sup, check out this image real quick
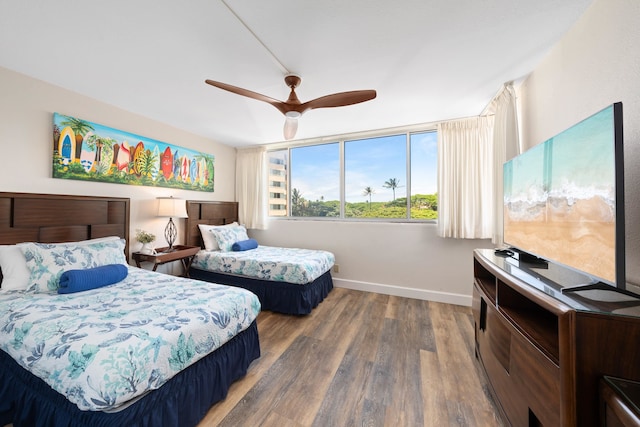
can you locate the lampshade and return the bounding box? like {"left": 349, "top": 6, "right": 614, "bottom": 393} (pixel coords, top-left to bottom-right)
{"left": 157, "top": 197, "right": 188, "bottom": 218}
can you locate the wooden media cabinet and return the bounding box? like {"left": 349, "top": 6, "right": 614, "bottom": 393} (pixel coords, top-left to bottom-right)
{"left": 472, "top": 249, "right": 640, "bottom": 426}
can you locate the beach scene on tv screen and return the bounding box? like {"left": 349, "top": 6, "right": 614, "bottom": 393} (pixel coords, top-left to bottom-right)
{"left": 504, "top": 106, "right": 616, "bottom": 283}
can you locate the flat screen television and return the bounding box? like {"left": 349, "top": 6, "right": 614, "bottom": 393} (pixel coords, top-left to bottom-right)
{"left": 503, "top": 102, "right": 625, "bottom": 290}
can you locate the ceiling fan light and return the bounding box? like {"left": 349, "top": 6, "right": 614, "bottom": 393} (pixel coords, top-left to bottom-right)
{"left": 284, "top": 117, "right": 298, "bottom": 140}
{"left": 285, "top": 111, "right": 301, "bottom": 119}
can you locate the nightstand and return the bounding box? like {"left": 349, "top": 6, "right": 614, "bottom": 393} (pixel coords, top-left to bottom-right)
{"left": 132, "top": 245, "right": 200, "bottom": 277}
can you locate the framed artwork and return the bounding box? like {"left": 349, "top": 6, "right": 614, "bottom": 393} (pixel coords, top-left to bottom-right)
{"left": 52, "top": 113, "right": 215, "bottom": 192}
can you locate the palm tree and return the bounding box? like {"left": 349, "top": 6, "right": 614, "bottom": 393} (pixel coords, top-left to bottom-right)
{"left": 60, "top": 115, "right": 95, "bottom": 159}
{"left": 291, "top": 188, "right": 302, "bottom": 205}
{"left": 291, "top": 188, "right": 305, "bottom": 215}
{"left": 363, "top": 186, "right": 375, "bottom": 209}
{"left": 383, "top": 178, "right": 403, "bottom": 201}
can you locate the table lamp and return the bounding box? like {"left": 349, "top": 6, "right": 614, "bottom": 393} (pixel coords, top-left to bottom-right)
{"left": 157, "top": 197, "right": 188, "bottom": 251}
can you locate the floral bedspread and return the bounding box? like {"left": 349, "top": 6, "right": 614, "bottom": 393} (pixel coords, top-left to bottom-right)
{"left": 0, "top": 267, "right": 261, "bottom": 411}
{"left": 192, "top": 246, "right": 335, "bottom": 284}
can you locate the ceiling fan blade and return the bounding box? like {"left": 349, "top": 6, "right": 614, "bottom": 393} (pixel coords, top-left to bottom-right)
{"left": 299, "top": 90, "right": 377, "bottom": 113}
{"left": 283, "top": 116, "right": 298, "bottom": 140}
{"left": 205, "top": 76, "right": 377, "bottom": 139}
{"left": 205, "top": 79, "right": 288, "bottom": 114}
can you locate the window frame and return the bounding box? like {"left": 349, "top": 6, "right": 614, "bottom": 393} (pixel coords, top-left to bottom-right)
{"left": 266, "top": 125, "right": 438, "bottom": 223}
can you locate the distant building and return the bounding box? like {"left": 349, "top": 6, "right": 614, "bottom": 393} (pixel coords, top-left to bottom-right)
{"left": 268, "top": 151, "right": 287, "bottom": 216}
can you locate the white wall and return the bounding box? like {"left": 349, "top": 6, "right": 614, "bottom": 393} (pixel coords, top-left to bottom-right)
{"left": 0, "top": 66, "right": 236, "bottom": 274}
{"left": 519, "top": 0, "right": 640, "bottom": 286}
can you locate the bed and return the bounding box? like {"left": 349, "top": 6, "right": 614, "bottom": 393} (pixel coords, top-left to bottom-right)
{"left": 185, "top": 200, "right": 334, "bottom": 315}
{"left": 0, "top": 192, "right": 261, "bottom": 427}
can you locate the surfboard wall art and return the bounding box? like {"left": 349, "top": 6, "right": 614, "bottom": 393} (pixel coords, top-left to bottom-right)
{"left": 52, "top": 113, "right": 215, "bottom": 192}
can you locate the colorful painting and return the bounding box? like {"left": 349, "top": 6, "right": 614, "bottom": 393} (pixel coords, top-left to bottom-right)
{"left": 52, "top": 113, "right": 215, "bottom": 192}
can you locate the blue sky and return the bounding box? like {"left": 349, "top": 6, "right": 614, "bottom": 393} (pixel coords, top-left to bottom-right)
{"left": 289, "top": 131, "right": 437, "bottom": 203}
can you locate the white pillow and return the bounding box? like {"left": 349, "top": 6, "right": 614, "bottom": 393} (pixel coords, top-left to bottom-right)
{"left": 21, "top": 238, "right": 128, "bottom": 293}
{"left": 0, "top": 243, "right": 31, "bottom": 291}
{"left": 0, "top": 237, "right": 123, "bottom": 291}
{"left": 211, "top": 225, "right": 249, "bottom": 252}
{"left": 198, "top": 222, "right": 238, "bottom": 251}
{"left": 73, "top": 236, "right": 122, "bottom": 245}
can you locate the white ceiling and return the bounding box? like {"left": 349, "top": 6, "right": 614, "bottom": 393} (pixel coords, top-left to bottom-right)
{"left": 0, "top": 0, "right": 593, "bottom": 147}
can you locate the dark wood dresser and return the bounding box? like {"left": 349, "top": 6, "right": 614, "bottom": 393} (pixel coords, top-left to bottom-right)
{"left": 601, "top": 376, "right": 640, "bottom": 426}
{"left": 472, "top": 249, "right": 640, "bottom": 426}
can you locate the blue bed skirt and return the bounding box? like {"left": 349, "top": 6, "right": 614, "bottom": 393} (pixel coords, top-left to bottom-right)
{"left": 0, "top": 320, "right": 260, "bottom": 427}
{"left": 189, "top": 269, "right": 334, "bottom": 315}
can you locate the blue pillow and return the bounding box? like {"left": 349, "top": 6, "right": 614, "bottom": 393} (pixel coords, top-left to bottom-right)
{"left": 232, "top": 239, "right": 259, "bottom": 252}
{"left": 58, "top": 264, "right": 128, "bottom": 294}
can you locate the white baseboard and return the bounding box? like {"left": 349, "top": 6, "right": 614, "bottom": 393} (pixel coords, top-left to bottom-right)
{"left": 332, "top": 278, "right": 472, "bottom": 307}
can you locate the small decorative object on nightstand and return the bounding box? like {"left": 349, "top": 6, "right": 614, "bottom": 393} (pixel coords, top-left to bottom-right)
{"left": 132, "top": 245, "right": 200, "bottom": 277}
{"left": 135, "top": 229, "right": 156, "bottom": 255}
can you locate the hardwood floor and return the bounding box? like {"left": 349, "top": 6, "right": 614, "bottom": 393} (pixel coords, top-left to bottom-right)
{"left": 198, "top": 288, "right": 504, "bottom": 427}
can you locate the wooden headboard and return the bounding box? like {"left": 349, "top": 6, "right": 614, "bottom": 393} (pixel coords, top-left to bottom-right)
{"left": 0, "top": 192, "right": 130, "bottom": 255}
{"left": 185, "top": 200, "right": 239, "bottom": 248}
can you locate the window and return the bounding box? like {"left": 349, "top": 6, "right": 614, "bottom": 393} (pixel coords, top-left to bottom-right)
{"left": 267, "top": 128, "right": 438, "bottom": 221}
{"left": 290, "top": 143, "right": 340, "bottom": 217}
{"left": 410, "top": 131, "right": 438, "bottom": 219}
{"left": 345, "top": 134, "right": 407, "bottom": 218}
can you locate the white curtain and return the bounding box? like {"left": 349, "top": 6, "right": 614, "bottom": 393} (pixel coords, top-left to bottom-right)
{"left": 437, "top": 116, "right": 494, "bottom": 239}
{"left": 235, "top": 147, "right": 267, "bottom": 230}
{"left": 491, "top": 83, "right": 520, "bottom": 246}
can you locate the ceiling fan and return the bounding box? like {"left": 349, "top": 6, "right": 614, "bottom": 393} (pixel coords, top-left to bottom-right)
{"left": 205, "top": 74, "right": 377, "bottom": 140}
